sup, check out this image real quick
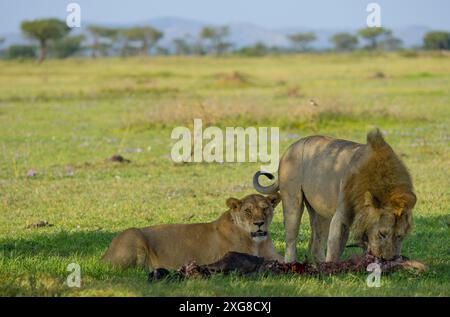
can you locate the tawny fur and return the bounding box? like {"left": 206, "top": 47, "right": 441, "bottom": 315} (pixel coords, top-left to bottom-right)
{"left": 253, "top": 129, "right": 416, "bottom": 262}
{"left": 101, "top": 194, "right": 284, "bottom": 270}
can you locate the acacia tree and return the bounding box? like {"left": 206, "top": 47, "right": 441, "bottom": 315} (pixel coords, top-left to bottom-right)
{"left": 173, "top": 38, "right": 191, "bottom": 55}
{"left": 423, "top": 31, "right": 450, "bottom": 50}
{"left": 288, "top": 32, "right": 317, "bottom": 52}
{"left": 330, "top": 32, "right": 359, "bottom": 51}
{"left": 123, "top": 26, "right": 163, "bottom": 56}
{"left": 87, "top": 25, "right": 119, "bottom": 57}
{"left": 21, "top": 18, "right": 69, "bottom": 62}
{"left": 51, "top": 35, "right": 85, "bottom": 58}
{"left": 0, "top": 37, "right": 4, "bottom": 57}
{"left": 357, "top": 27, "right": 389, "bottom": 50}
{"left": 379, "top": 31, "right": 403, "bottom": 51}
{"left": 200, "top": 26, "right": 231, "bottom": 56}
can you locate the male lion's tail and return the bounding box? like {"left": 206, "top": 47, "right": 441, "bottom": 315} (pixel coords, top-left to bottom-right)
{"left": 253, "top": 171, "right": 279, "bottom": 195}
{"left": 366, "top": 128, "right": 388, "bottom": 151}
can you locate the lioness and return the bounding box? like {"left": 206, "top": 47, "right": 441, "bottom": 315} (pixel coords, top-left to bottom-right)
{"left": 253, "top": 129, "right": 416, "bottom": 263}
{"left": 102, "top": 193, "right": 283, "bottom": 269}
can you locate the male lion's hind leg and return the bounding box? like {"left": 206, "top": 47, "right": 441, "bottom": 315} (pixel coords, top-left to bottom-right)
{"left": 281, "top": 188, "right": 305, "bottom": 263}
{"left": 101, "top": 228, "right": 150, "bottom": 270}
{"left": 307, "top": 205, "right": 331, "bottom": 263}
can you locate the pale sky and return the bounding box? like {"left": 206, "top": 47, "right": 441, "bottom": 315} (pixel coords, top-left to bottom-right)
{"left": 1, "top": 0, "right": 449, "bottom": 33}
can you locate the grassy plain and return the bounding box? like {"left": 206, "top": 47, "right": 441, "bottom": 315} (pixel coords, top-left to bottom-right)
{"left": 0, "top": 53, "right": 449, "bottom": 296}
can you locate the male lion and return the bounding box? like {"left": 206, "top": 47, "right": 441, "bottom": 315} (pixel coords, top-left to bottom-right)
{"left": 253, "top": 129, "right": 416, "bottom": 263}
{"left": 102, "top": 193, "right": 283, "bottom": 270}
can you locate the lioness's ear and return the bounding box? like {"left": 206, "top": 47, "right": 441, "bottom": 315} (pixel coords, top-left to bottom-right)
{"left": 267, "top": 193, "right": 281, "bottom": 208}
{"left": 226, "top": 197, "right": 241, "bottom": 210}
{"left": 364, "top": 191, "right": 382, "bottom": 209}
{"left": 390, "top": 192, "right": 416, "bottom": 216}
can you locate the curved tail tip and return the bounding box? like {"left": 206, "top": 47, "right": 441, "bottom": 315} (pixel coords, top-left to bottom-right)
{"left": 253, "top": 171, "right": 279, "bottom": 195}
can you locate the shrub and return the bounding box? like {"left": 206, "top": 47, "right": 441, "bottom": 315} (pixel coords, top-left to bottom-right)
{"left": 5, "top": 45, "right": 37, "bottom": 59}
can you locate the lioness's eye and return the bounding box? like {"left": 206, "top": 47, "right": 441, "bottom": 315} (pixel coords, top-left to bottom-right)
{"left": 244, "top": 208, "right": 251, "bottom": 215}
{"left": 378, "top": 231, "right": 388, "bottom": 239}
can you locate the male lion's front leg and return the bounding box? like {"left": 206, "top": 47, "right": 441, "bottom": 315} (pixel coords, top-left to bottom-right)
{"left": 325, "top": 193, "right": 350, "bottom": 262}
{"left": 325, "top": 215, "right": 349, "bottom": 262}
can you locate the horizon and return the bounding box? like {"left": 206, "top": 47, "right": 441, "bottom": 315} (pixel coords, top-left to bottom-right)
{"left": 1, "top": 0, "right": 450, "bottom": 34}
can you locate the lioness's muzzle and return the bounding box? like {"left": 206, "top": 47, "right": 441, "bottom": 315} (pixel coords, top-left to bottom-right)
{"left": 251, "top": 230, "right": 267, "bottom": 238}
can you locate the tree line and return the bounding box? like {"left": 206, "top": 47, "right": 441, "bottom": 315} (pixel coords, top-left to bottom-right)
{"left": 1, "top": 18, "right": 450, "bottom": 61}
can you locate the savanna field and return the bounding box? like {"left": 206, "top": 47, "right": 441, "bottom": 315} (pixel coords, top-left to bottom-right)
{"left": 0, "top": 53, "right": 449, "bottom": 296}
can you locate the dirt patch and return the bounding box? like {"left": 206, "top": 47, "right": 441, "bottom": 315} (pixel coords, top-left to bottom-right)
{"left": 214, "top": 71, "right": 249, "bottom": 84}
{"left": 107, "top": 155, "right": 131, "bottom": 163}
{"left": 26, "top": 221, "right": 54, "bottom": 229}
{"left": 286, "top": 86, "right": 302, "bottom": 98}
{"left": 371, "top": 71, "right": 386, "bottom": 79}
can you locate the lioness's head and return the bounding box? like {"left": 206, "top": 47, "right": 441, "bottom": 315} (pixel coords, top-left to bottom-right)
{"left": 226, "top": 193, "right": 281, "bottom": 243}
{"left": 353, "top": 191, "right": 416, "bottom": 260}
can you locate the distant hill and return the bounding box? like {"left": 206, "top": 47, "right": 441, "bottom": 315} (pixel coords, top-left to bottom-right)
{"left": 0, "top": 16, "right": 432, "bottom": 50}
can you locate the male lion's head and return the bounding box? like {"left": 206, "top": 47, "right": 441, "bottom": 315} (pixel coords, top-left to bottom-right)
{"left": 353, "top": 191, "right": 416, "bottom": 260}
{"left": 226, "top": 193, "right": 281, "bottom": 242}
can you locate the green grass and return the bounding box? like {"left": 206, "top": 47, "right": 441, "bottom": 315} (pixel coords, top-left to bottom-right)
{"left": 0, "top": 53, "right": 449, "bottom": 296}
